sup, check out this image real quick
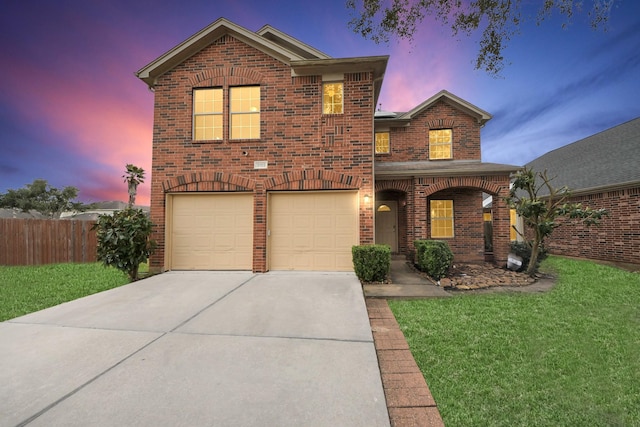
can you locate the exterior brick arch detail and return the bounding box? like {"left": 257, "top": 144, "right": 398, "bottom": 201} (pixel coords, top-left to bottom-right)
{"left": 264, "top": 169, "right": 362, "bottom": 191}
{"left": 162, "top": 171, "right": 256, "bottom": 192}
{"left": 375, "top": 179, "right": 412, "bottom": 193}
{"left": 423, "top": 176, "right": 503, "bottom": 196}
{"left": 189, "top": 67, "right": 266, "bottom": 88}
{"left": 426, "top": 119, "right": 456, "bottom": 129}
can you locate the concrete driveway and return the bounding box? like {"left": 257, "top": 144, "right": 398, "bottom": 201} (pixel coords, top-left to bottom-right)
{"left": 1, "top": 271, "right": 389, "bottom": 427}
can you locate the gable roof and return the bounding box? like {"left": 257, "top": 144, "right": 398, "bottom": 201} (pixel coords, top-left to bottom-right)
{"left": 375, "top": 90, "right": 492, "bottom": 127}
{"left": 136, "top": 17, "right": 387, "bottom": 100}
{"left": 526, "top": 117, "right": 640, "bottom": 196}
{"left": 137, "top": 18, "right": 326, "bottom": 88}
{"left": 256, "top": 24, "right": 330, "bottom": 60}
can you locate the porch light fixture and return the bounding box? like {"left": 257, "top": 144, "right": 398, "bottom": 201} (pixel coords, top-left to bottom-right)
{"left": 364, "top": 194, "right": 371, "bottom": 204}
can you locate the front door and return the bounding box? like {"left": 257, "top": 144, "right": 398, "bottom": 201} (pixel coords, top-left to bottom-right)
{"left": 375, "top": 200, "right": 398, "bottom": 252}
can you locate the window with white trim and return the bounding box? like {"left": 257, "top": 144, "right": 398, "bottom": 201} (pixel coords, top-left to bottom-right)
{"left": 193, "top": 86, "right": 260, "bottom": 141}
{"left": 375, "top": 132, "right": 390, "bottom": 154}
{"left": 323, "top": 82, "right": 343, "bottom": 114}
{"left": 193, "top": 88, "right": 223, "bottom": 141}
{"left": 429, "top": 129, "right": 452, "bottom": 159}
{"left": 230, "top": 86, "right": 260, "bottom": 139}
{"left": 430, "top": 200, "right": 454, "bottom": 238}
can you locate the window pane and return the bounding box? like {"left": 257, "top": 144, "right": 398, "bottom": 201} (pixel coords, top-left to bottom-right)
{"left": 430, "top": 200, "right": 454, "bottom": 238}
{"left": 375, "top": 132, "right": 390, "bottom": 154}
{"left": 194, "top": 88, "right": 222, "bottom": 114}
{"left": 230, "top": 86, "right": 260, "bottom": 113}
{"left": 194, "top": 114, "right": 222, "bottom": 140}
{"left": 323, "top": 82, "right": 343, "bottom": 114}
{"left": 230, "top": 86, "right": 260, "bottom": 139}
{"left": 429, "top": 129, "right": 452, "bottom": 159}
{"left": 231, "top": 112, "right": 260, "bottom": 139}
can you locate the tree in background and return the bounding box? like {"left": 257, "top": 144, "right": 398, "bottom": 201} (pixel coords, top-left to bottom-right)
{"left": 346, "top": 0, "right": 616, "bottom": 75}
{"left": 0, "top": 179, "right": 89, "bottom": 218}
{"left": 94, "top": 165, "right": 155, "bottom": 281}
{"left": 123, "top": 164, "right": 145, "bottom": 207}
{"left": 505, "top": 167, "right": 607, "bottom": 275}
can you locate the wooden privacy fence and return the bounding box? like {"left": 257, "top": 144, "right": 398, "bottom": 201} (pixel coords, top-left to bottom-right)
{"left": 0, "top": 218, "right": 97, "bottom": 266}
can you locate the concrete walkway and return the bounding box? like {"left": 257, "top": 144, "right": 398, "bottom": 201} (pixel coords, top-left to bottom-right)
{"left": 364, "top": 256, "right": 451, "bottom": 299}
{"left": 1, "top": 272, "right": 389, "bottom": 427}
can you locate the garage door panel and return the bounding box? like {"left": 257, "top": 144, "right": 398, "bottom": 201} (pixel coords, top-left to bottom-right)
{"left": 269, "top": 192, "right": 358, "bottom": 271}
{"left": 170, "top": 194, "right": 253, "bottom": 270}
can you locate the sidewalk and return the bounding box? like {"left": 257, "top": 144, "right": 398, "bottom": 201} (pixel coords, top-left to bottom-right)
{"left": 364, "top": 256, "right": 451, "bottom": 299}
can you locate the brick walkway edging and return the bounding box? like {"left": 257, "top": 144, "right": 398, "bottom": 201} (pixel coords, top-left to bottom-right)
{"left": 366, "top": 299, "right": 445, "bottom": 427}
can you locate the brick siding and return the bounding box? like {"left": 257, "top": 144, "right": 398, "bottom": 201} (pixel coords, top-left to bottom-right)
{"left": 375, "top": 101, "right": 481, "bottom": 163}
{"left": 150, "top": 35, "right": 375, "bottom": 272}
{"left": 544, "top": 186, "right": 640, "bottom": 265}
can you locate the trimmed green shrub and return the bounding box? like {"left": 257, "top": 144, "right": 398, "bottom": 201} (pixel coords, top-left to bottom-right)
{"left": 510, "top": 241, "right": 548, "bottom": 272}
{"left": 94, "top": 207, "right": 156, "bottom": 282}
{"left": 352, "top": 244, "right": 391, "bottom": 282}
{"left": 414, "top": 240, "right": 453, "bottom": 280}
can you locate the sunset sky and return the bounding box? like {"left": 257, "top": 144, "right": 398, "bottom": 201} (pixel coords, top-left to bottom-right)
{"left": 1, "top": 0, "right": 639, "bottom": 206}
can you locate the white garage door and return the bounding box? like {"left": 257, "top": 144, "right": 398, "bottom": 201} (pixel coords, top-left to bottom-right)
{"left": 268, "top": 191, "right": 358, "bottom": 271}
{"left": 169, "top": 193, "right": 253, "bottom": 270}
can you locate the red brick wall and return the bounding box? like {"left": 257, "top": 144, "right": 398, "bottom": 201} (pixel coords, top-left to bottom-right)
{"left": 376, "top": 101, "right": 482, "bottom": 163}
{"left": 427, "top": 189, "right": 485, "bottom": 262}
{"left": 544, "top": 186, "right": 640, "bottom": 265}
{"left": 149, "top": 35, "right": 375, "bottom": 272}
{"left": 376, "top": 175, "right": 512, "bottom": 265}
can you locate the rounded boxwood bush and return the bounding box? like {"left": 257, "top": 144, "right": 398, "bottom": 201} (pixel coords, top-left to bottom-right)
{"left": 414, "top": 240, "right": 453, "bottom": 280}
{"left": 352, "top": 244, "right": 391, "bottom": 282}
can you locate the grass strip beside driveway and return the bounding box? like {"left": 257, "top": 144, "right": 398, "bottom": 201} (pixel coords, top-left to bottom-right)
{"left": 0, "top": 263, "right": 129, "bottom": 322}
{"left": 389, "top": 257, "right": 640, "bottom": 427}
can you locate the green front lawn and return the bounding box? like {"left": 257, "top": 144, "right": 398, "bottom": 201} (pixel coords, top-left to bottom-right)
{"left": 0, "top": 263, "right": 129, "bottom": 321}
{"left": 389, "top": 257, "right": 640, "bottom": 426}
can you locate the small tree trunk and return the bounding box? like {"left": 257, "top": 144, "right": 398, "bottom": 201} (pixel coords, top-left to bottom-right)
{"left": 129, "top": 265, "right": 139, "bottom": 282}
{"left": 527, "top": 234, "right": 541, "bottom": 276}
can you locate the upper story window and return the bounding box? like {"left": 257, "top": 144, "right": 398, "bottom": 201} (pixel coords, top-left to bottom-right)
{"left": 194, "top": 88, "right": 223, "bottom": 140}
{"left": 375, "top": 132, "right": 390, "bottom": 154}
{"left": 193, "top": 86, "right": 260, "bottom": 141}
{"left": 323, "top": 82, "right": 343, "bottom": 114}
{"left": 230, "top": 86, "right": 260, "bottom": 139}
{"left": 429, "top": 129, "right": 452, "bottom": 159}
{"left": 430, "top": 200, "right": 454, "bottom": 238}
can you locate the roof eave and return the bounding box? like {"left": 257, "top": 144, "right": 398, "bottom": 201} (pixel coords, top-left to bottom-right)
{"left": 539, "top": 180, "right": 640, "bottom": 198}
{"left": 256, "top": 24, "right": 331, "bottom": 60}
{"left": 291, "top": 55, "right": 389, "bottom": 106}
{"left": 403, "top": 90, "right": 492, "bottom": 125}
{"left": 375, "top": 163, "right": 521, "bottom": 179}
{"left": 136, "top": 18, "right": 306, "bottom": 88}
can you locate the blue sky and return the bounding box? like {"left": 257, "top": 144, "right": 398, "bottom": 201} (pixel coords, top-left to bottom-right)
{"left": 1, "top": 0, "right": 638, "bottom": 205}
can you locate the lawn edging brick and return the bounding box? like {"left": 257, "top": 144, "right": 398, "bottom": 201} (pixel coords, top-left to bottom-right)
{"left": 366, "top": 299, "right": 445, "bottom": 427}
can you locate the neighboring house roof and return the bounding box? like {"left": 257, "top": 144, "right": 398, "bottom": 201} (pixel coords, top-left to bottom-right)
{"left": 375, "top": 160, "right": 520, "bottom": 178}
{"left": 0, "top": 208, "right": 47, "bottom": 219}
{"left": 59, "top": 201, "right": 151, "bottom": 220}
{"left": 526, "top": 117, "right": 640, "bottom": 196}
{"left": 136, "top": 18, "right": 388, "bottom": 105}
{"left": 375, "top": 90, "right": 492, "bottom": 127}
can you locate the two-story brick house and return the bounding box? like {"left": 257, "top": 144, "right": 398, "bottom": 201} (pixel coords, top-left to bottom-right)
{"left": 136, "top": 18, "right": 519, "bottom": 273}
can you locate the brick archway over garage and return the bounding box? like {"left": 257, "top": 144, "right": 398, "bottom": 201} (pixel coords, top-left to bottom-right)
{"left": 265, "top": 169, "right": 362, "bottom": 191}
{"left": 162, "top": 172, "right": 256, "bottom": 193}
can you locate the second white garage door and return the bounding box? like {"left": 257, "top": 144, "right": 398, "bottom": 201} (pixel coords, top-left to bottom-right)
{"left": 169, "top": 193, "right": 253, "bottom": 270}
{"left": 268, "top": 191, "right": 358, "bottom": 271}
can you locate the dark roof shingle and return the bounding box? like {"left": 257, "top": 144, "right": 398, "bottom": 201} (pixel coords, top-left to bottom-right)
{"left": 526, "top": 117, "right": 640, "bottom": 195}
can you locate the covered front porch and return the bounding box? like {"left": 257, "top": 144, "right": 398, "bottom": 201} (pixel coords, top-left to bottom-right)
{"left": 373, "top": 161, "right": 519, "bottom": 266}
